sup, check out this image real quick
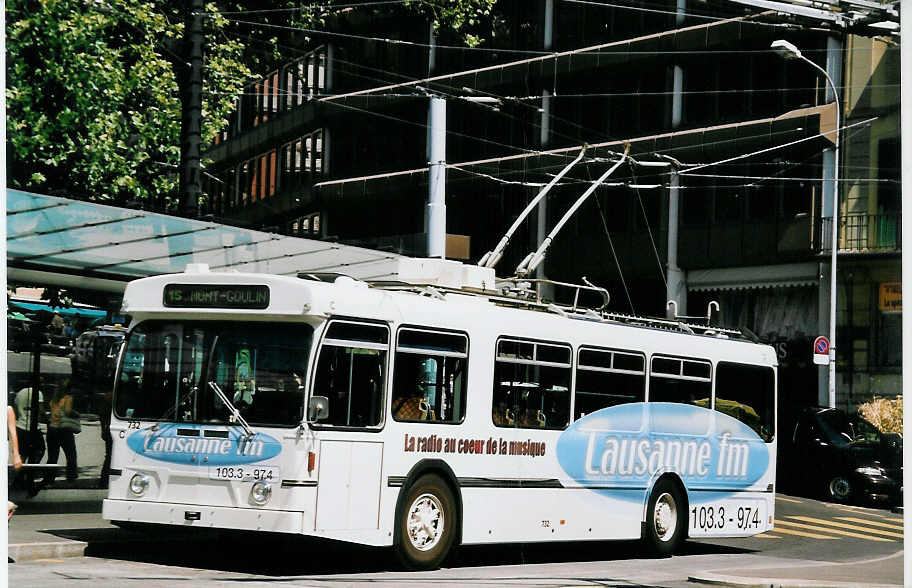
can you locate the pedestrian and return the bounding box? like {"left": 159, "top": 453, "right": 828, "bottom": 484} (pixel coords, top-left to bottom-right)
{"left": 13, "top": 387, "right": 45, "bottom": 496}
{"left": 8, "top": 405, "right": 23, "bottom": 520}
{"left": 98, "top": 387, "right": 113, "bottom": 489}
{"left": 43, "top": 384, "right": 80, "bottom": 487}
{"left": 51, "top": 313, "right": 64, "bottom": 333}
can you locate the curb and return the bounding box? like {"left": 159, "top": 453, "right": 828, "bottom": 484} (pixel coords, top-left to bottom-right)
{"left": 9, "top": 541, "right": 87, "bottom": 563}
{"left": 688, "top": 574, "right": 901, "bottom": 588}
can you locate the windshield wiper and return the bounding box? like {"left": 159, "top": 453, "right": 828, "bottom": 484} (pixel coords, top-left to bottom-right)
{"left": 209, "top": 381, "right": 254, "bottom": 437}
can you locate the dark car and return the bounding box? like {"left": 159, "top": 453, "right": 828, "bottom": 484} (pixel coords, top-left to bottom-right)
{"left": 785, "top": 406, "right": 902, "bottom": 505}
{"left": 70, "top": 325, "right": 127, "bottom": 385}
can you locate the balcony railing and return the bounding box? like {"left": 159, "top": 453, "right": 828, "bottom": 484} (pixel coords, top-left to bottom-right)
{"left": 817, "top": 214, "right": 901, "bottom": 253}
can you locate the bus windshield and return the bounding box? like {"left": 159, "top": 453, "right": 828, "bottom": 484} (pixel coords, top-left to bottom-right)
{"left": 114, "top": 321, "right": 313, "bottom": 427}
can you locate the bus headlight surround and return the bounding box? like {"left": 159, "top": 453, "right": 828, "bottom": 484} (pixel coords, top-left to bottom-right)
{"left": 251, "top": 481, "right": 272, "bottom": 505}
{"left": 130, "top": 473, "right": 151, "bottom": 496}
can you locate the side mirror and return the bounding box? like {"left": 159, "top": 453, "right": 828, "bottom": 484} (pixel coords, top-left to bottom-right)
{"left": 308, "top": 395, "right": 329, "bottom": 422}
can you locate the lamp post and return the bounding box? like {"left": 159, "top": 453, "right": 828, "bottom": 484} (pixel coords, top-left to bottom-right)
{"left": 772, "top": 39, "right": 840, "bottom": 409}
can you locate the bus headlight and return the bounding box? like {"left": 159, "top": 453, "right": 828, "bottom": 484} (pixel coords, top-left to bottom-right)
{"left": 250, "top": 480, "right": 272, "bottom": 505}
{"left": 129, "top": 473, "right": 151, "bottom": 496}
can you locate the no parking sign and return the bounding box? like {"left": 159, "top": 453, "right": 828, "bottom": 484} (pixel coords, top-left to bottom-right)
{"left": 813, "top": 336, "right": 830, "bottom": 365}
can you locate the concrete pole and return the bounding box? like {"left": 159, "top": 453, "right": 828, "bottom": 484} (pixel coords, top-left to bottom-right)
{"left": 427, "top": 96, "right": 447, "bottom": 258}
{"left": 537, "top": 0, "right": 554, "bottom": 291}
{"left": 666, "top": 59, "right": 686, "bottom": 318}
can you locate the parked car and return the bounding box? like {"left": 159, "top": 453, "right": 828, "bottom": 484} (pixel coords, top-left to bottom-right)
{"left": 70, "top": 325, "right": 127, "bottom": 384}
{"left": 785, "top": 406, "right": 902, "bottom": 505}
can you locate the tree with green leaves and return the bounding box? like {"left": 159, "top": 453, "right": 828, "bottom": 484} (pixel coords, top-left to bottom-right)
{"left": 6, "top": 0, "right": 500, "bottom": 209}
{"left": 6, "top": 0, "right": 253, "bottom": 208}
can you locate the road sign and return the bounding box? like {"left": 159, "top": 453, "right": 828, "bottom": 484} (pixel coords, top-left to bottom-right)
{"left": 813, "top": 336, "right": 830, "bottom": 365}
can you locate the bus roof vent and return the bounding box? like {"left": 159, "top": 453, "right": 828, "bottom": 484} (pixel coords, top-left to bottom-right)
{"left": 393, "top": 258, "right": 496, "bottom": 290}
{"left": 184, "top": 263, "right": 210, "bottom": 274}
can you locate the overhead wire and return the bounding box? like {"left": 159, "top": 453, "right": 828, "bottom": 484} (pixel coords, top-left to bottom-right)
{"left": 627, "top": 163, "right": 668, "bottom": 289}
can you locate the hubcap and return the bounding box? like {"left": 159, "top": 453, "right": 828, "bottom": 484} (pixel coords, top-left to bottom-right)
{"left": 830, "top": 477, "right": 851, "bottom": 499}
{"left": 653, "top": 492, "right": 677, "bottom": 542}
{"left": 407, "top": 493, "right": 444, "bottom": 551}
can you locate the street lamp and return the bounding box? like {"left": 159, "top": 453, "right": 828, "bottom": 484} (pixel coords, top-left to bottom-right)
{"left": 772, "top": 39, "right": 840, "bottom": 409}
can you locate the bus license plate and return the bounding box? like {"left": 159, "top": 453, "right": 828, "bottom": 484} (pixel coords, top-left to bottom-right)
{"left": 208, "top": 465, "right": 280, "bottom": 482}
{"left": 689, "top": 499, "right": 767, "bottom": 536}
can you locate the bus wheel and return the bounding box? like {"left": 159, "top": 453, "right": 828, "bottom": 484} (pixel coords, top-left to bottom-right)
{"left": 395, "top": 474, "right": 457, "bottom": 570}
{"left": 644, "top": 478, "right": 685, "bottom": 557}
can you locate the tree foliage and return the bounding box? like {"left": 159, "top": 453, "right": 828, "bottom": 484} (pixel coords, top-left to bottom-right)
{"left": 6, "top": 0, "right": 500, "bottom": 207}
{"left": 6, "top": 0, "right": 253, "bottom": 206}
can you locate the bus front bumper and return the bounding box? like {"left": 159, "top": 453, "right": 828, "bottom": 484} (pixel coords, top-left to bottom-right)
{"left": 103, "top": 499, "right": 306, "bottom": 534}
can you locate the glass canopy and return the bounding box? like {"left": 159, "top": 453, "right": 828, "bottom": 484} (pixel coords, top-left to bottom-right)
{"left": 7, "top": 189, "right": 402, "bottom": 287}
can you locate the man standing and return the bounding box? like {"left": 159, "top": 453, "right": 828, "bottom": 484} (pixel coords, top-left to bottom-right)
{"left": 14, "top": 387, "right": 45, "bottom": 496}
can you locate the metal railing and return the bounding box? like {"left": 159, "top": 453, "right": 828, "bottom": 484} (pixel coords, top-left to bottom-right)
{"left": 817, "top": 214, "right": 901, "bottom": 253}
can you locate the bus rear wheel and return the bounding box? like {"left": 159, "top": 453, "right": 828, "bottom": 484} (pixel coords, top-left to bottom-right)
{"left": 395, "top": 474, "right": 457, "bottom": 570}
{"left": 644, "top": 478, "right": 686, "bottom": 557}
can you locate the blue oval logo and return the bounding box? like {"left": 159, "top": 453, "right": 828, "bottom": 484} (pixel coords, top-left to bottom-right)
{"left": 127, "top": 425, "right": 282, "bottom": 465}
{"left": 556, "top": 403, "right": 769, "bottom": 500}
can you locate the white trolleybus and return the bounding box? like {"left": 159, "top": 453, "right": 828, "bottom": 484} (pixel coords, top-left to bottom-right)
{"left": 103, "top": 259, "right": 777, "bottom": 569}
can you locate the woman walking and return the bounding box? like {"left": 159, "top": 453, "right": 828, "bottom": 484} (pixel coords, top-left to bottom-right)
{"left": 43, "top": 385, "right": 79, "bottom": 487}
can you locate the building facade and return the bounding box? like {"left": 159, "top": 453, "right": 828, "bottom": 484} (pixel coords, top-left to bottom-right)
{"left": 203, "top": 0, "right": 901, "bottom": 416}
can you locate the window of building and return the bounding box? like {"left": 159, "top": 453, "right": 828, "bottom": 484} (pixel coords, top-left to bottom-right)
{"left": 312, "top": 321, "right": 388, "bottom": 428}
{"left": 714, "top": 191, "right": 743, "bottom": 222}
{"left": 574, "top": 347, "right": 645, "bottom": 419}
{"left": 649, "top": 356, "right": 711, "bottom": 405}
{"left": 392, "top": 328, "right": 468, "bottom": 424}
{"left": 493, "top": 338, "right": 571, "bottom": 430}
{"left": 291, "top": 212, "right": 321, "bottom": 237}
{"left": 714, "top": 362, "right": 774, "bottom": 442}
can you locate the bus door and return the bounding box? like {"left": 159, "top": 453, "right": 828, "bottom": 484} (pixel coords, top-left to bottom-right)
{"left": 309, "top": 321, "right": 389, "bottom": 531}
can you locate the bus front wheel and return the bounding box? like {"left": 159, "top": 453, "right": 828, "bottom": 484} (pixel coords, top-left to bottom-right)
{"left": 644, "top": 478, "right": 686, "bottom": 557}
{"left": 395, "top": 474, "right": 457, "bottom": 570}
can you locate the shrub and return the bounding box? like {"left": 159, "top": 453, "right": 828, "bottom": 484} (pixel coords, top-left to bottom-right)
{"left": 858, "top": 396, "right": 903, "bottom": 434}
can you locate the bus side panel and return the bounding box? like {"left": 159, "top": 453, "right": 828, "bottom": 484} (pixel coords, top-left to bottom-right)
{"left": 460, "top": 488, "right": 644, "bottom": 544}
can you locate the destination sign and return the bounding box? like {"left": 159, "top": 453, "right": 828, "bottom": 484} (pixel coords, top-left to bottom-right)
{"left": 163, "top": 284, "right": 270, "bottom": 309}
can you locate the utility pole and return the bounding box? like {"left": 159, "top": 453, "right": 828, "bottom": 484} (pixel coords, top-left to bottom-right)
{"left": 178, "top": 0, "right": 203, "bottom": 217}
{"left": 665, "top": 0, "right": 686, "bottom": 319}
{"left": 426, "top": 96, "right": 447, "bottom": 258}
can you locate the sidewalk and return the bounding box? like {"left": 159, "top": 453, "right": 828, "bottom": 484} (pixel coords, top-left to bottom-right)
{"left": 8, "top": 488, "right": 114, "bottom": 562}
{"left": 687, "top": 549, "right": 904, "bottom": 587}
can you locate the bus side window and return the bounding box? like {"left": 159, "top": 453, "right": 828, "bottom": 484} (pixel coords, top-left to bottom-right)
{"left": 392, "top": 328, "right": 468, "bottom": 424}
{"left": 715, "top": 362, "right": 775, "bottom": 442}
{"left": 312, "top": 321, "right": 388, "bottom": 428}
{"left": 493, "top": 338, "right": 571, "bottom": 430}
{"left": 649, "top": 356, "right": 711, "bottom": 407}
{"left": 574, "top": 348, "right": 645, "bottom": 419}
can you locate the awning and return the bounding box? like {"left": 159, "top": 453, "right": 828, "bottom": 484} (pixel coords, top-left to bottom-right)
{"left": 7, "top": 189, "right": 404, "bottom": 292}
{"left": 687, "top": 262, "right": 819, "bottom": 292}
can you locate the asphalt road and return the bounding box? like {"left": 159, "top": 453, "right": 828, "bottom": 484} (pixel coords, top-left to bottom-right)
{"left": 8, "top": 492, "right": 904, "bottom": 587}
